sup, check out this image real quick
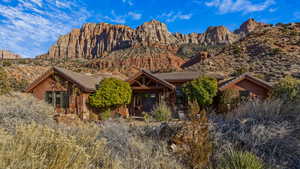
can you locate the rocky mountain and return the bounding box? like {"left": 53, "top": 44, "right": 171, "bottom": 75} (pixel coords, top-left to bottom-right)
{"left": 0, "top": 50, "right": 21, "bottom": 59}
{"left": 39, "top": 19, "right": 263, "bottom": 59}
{"left": 186, "top": 22, "right": 300, "bottom": 82}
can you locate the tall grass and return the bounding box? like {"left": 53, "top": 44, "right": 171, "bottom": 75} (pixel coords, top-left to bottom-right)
{"left": 0, "top": 93, "right": 55, "bottom": 130}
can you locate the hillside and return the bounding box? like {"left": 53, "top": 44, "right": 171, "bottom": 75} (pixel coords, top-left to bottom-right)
{"left": 185, "top": 22, "right": 300, "bottom": 82}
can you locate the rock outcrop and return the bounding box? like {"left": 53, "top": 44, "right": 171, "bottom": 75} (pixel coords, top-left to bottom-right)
{"left": 0, "top": 50, "right": 21, "bottom": 59}
{"left": 40, "top": 19, "right": 263, "bottom": 59}
{"left": 234, "top": 18, "right": 267, "bottom": 36}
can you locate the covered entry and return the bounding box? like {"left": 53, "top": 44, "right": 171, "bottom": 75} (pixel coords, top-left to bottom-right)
{"left": 127, "top": 70, "right": 176, "bottom": 117}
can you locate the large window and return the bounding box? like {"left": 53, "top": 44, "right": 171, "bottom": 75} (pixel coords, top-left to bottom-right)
{"left": 45, "top": 91, "right": 69, "bottom": 108}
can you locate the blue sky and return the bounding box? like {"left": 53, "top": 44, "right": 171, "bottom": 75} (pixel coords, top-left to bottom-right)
{"left": 0, "top": 0, "right": 299, "bottom": 58}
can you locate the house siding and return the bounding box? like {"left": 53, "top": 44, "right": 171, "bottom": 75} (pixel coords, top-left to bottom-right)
{"left": 226, "top": 79, "right": 270, "bottom": 98}
{"left": 32, "top": 76, "right": 67, "bottom": 100}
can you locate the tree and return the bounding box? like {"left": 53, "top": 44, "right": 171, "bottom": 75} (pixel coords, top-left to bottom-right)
{"left": 182, "top": 76, "right": 218, "bottom": 109}
{"left": 272, "top": 76, "right": 300, "bottom": 101}
{"left": 89, "top": 78, "right": 132, "bottom": 109}
{"left": 0, "top": 67, "right": 11, "bottom": 95}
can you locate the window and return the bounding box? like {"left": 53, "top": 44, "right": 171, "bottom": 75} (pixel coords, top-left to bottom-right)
{"left": 240, "top": 90, "right": 251, "bottom": 100}
{"left": 45, "top": 91, "right": 68, "bottom": 108}
{"left": 176, "top": 88, "right": 186, "bottom": 105}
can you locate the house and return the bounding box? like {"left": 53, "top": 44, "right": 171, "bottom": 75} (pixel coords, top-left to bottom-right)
{"left": 218, "top": 73, "right": 272, "bottom": 99}
{"left": 25, "top": 66, "right": 122, "bottom": 120}
{"left": 26, "top": 67, "right": 272, "bottom": 120}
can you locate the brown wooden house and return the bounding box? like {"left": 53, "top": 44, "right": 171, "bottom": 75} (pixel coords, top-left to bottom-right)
{"left": 25, "top": 66, "right": 120, "bottom": 120}
{"left": 126, "top": 71, "right": 273, "bottom": 116}
{"left": 26, "top": 67, "right": 272, "bottom": 120}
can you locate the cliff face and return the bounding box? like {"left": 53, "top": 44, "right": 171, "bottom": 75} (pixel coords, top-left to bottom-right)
{"left": 40, "top": 19, "right": 263, "bottom": 59}
{"left": 0, "top": 50, "right": 21, "bottom": 59}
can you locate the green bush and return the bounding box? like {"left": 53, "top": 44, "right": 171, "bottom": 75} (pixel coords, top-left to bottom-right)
{"left": 89, "top": 78, "right": 132, "bottom": 109}
{"left": 182, "top": 76, "right": 218, "bottom": 109}
{"left": 218, "top": 150, "right": 265, "bottom": 169}
{"left": 0, "top": 67, "right": 11, "bottom": 95}
{"left": 152, "top": 101, "right": 172, "bottom": 122}
{"left": 272, "top": 76, "right": 300, "bottom": 101}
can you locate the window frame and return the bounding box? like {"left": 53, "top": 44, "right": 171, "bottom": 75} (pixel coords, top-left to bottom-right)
{"left": 45, "top": 91, "right": 69, "bottom": 109}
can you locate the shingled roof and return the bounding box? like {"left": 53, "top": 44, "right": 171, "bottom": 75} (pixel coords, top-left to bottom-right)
{"left": 154, "top": 71, "right": 225, "bottom": 82}
{"left": 25, "top": 67, "right": 102, "bottom": 93}
{"left": 219, "top": 73, "right": 273, "bottom": 91}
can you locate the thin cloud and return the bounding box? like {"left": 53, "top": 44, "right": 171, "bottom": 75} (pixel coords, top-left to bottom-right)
{"left": 205, "top": 0, "right": 275, "bottom": 14}
{"left": 128, "top": 11, "right": 142, "bottom": 20}
{"left": 0, "top": 0, "right": 90, "bottom": 58}
{"left": 100, "top": 10, "right": 142, "bottom": 24}
{"left": 122, "top": 0, "right": 134, "bottom": 6}
{"left": 157, "top": 12, "right": 192, "bottom": 23}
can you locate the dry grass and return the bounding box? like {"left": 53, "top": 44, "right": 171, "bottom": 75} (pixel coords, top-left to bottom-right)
{"left": 0, "top": 93, "right": 55, "bottom": 130}
{"left": 209, "top": 99, "right": 300, "bottom": 169}
{"left": 100, "top": 120, "right": 184, "bottom": 169}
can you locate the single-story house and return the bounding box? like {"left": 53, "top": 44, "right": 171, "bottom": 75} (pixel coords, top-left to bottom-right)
{"left": 25, "top": 67, "right": 272, "bottom": 120}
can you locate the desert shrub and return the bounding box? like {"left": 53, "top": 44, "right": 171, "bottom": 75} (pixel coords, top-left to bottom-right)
{"left": 232, "top": 45, "right": 242, "bottom": 55}
{"left": 100, "top": 120, "right": 184, "bottom": 169}
{"left": 270, "top": 48, "right": 282, "bottom": 55}
{"left": 8, "top": 78, "right": 29, "bottom": 91}
{"left": 232, "top": 67, "right": 249, "bottom": 76}
{"left": 0, "top": 123, "right": 119, "bottom": 169}
{"left": 89, "top": 78, "right": 132, "bottom": 109}
{"left": 143, "top": 112, "right": 153, "bottom": 123}
{"left": 218, "top": 88, "right": 240, "bottom": 113}
{"left": 152, "top": 100, "right": 172, "bottom": 121}
{"left": 0, "top": 67, "right": 11, "bottom": 95}
{"left": 182, "top": 76, "right": 218, "bottom": 109}
{"left": 1, "top": 60, "right": 12, "bottom": 67}
{"left": 210, "top": 99, "right": 300, "bottom": 169}
{"left": 219, "top": 88, "right": 240, "bottom": 105}
{"left": 100, "top": 109, "right": 112, "bottom": 120}
{"left": 218, "top": 150, "right": 265, "bottom": 169}
{"left": 173, "top": 101, "right": 212, "bottom": 169}
{"left": 0, "top": 93, "right": 55, "bottom": 130}
{"left": 272, "top": 76, "right": 300, "bottom": 101}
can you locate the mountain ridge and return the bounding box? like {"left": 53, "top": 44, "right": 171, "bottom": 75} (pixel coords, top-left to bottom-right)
{"left": 38, "top": 18, "right": 265, "bottom": 59}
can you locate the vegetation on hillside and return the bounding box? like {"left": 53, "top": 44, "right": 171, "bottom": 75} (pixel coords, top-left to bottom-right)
{"left": 272, "top": 76, "right": 300, "bottom": 101}
{"left": 0, "top": 67, "right": 11, "bottom": 95}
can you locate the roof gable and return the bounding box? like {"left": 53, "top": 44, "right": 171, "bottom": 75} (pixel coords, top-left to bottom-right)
{"left": 127, "top": 69, "right": 176, "bottom": 90}
{"left": 219, "top": 73, "right": 272, "bottom": 91}
{"left": 25, "top": 67, "right": 101, "bottom": 93}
